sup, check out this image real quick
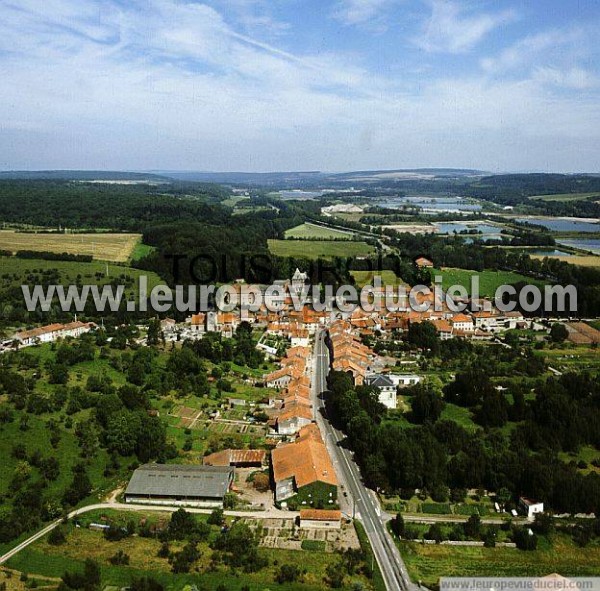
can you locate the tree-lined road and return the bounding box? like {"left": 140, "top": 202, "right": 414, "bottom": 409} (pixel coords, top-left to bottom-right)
{"left": 312, "top": 331, "right": 415, "bottom": 591}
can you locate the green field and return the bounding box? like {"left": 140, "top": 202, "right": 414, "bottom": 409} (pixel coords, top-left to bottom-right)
{"left": 284, "top": 223, "right": 353, "bottom": 240}
{"left": 129, "top": 242, "right": 156, "bottom": 262}
{"left": 432, "top": 267, "right": 544, "bottom": 298}
{"left": 351, "top": 270, "right": 405, "bottom": 287}
{"left": 528, "top": 192, "right": 600, "bottom": 202}
{"left": 398, "top": 534, "right": 600, "bottom": 586}
{"left": 268, "top": 239, "right": 375, "bottom": 259}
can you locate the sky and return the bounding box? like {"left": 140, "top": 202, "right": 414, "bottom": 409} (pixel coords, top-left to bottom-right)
{"left": 0, "top": 0, "right": 599, "bottom": 173}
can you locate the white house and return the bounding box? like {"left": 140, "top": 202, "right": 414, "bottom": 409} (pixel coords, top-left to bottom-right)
{"left": 388, "top": 374, "right": 422, "bottom": 388}
{"left": 519, "top": 497, "right": 544, "bottom": 520}
{"left": 365, "top": 374, "right": 397, "bottom": 409}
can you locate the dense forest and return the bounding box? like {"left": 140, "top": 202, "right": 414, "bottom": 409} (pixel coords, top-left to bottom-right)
{"left": 326, "top": 364, "right": 600, "bottom": 515}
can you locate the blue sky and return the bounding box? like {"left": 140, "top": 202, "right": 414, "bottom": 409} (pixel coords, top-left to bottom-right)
{"left": 0, "top": 0, "right": 599, "bottom": 172}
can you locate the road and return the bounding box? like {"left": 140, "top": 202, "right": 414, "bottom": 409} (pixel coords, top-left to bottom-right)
{"left": 312, "top": 331, "right": 416, "bottom": 591}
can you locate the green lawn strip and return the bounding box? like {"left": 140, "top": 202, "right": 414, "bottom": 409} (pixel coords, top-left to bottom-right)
{"left": 354, "top": 520, "right": 387, "bottom": 591}
{"left": 268, "top": 239, "right": 375, "bottom": 259}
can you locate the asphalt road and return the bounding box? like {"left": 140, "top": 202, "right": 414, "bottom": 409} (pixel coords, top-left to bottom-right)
{"left": 312, "top": 331, "right": 416, "bottom": 591}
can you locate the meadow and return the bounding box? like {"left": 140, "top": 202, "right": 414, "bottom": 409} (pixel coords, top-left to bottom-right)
{"left": 0, "top": 230, "right": 141, "bottom": 262}
{"left": 268, "top": 239, "right": 375, "bottom": 259}
{"left": 284, "top": 223, "right": 353, "bottom": 240}
{"left": 0, "top": 255, "right": 164, "bottom": 294}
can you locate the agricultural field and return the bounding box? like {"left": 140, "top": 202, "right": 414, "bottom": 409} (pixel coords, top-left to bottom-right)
{"left": 268, "top": 239, "right": 375, "bottom": 259}
{"left": 530, "top": 254, "right": 600, "bottom": 267}
{"left": 350, "top": 270, "right": 406, "bottom": 287}
{"left": 528, "top": 192, "right": 600, "bottom": 202}
{"left": 6, "top": 509, "right": 377, "bottom": 591}
{"left": 398, "top": 533, "right": 600, "bottom": 586}
{"left": 284, "top": 223, "right": 353, "bottom": 240}
{"left": 432, "top": 267, "right": 545, "bottom": 298}
{"left": 0, "top": 230, "right": 141, "bottom": 262}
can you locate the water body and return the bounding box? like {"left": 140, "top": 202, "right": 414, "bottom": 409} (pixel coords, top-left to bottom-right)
{"left": 558, "top": 239, "right": 600, "bottom": 254}
{"left": 516, "top": 218, "right": 600, "bottom": 233}
{"left": 435, "top": 222, "right": 504, "bottom": 242}
{"left": 378, "top": 196, "right": 482, "bottom": 212}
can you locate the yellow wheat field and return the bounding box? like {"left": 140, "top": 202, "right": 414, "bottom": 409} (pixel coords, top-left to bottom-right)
{"left": 0, "top": 230, "right": 140, "bottom": 262}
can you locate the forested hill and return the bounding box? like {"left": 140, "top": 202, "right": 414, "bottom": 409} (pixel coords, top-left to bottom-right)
{"left": 0, "top": 180, "right": 231, "bottom": 230}
{"left": 0, "top": 170, "right": 172, "bottom": 181}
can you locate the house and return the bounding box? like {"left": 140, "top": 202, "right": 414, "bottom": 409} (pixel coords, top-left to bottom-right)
{"left": 14, "top": 321, "right": 95, "bottom": 347}
{"left": 415, "top": 256, "right": 434, "bottom": 268}
{"left": 364, "top": 374, "right": 397, "bottom": 409}
{"left": 450, "top": 313, "right": 474, "bottom": 332}
{"left": 203, "top": 449, "right": 266, "bottom": 468}
{"left": 299, "top": 509, "right": 342, "bottom": 530}
{"left": 291, "top": 268, "right": 309, "bottom": 297}
{"left": 276, "top": 403, "right": 313, "bottom": 435}
{"left": 271, "top": 429, "right": 338, "bottom": 507}
{"left": 389, "top": 374, "right": 421, "bottom": 388}
{"left": 431, "top": 319, "right": 453, "bottom": 340}
{"left": 519, "top": 497, "right": 544, "bottom": 520}
{"left": 264, "top": 366, "right": 299, "bottom": 389}
{"left": 124, "top": 464, "right": 234, "bottom": 508}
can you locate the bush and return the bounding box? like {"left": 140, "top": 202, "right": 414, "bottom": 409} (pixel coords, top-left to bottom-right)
{"left": 48, "top": 526, "right": 67, "bottom": 546}
{"left": 276, "top": 564, "right": 300, "bottom": 584}
{"left": 109, "top": 550, "right": 130, "bottom": 566}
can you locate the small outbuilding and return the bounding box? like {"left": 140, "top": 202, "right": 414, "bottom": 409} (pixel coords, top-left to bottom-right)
{"left": 519, "top": 497, "right": 544, "bottom": 520}
{"left": 299, "top": 509, "right": 342, "bottom": 529}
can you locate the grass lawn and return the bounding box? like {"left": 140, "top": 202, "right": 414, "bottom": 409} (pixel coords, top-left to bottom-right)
{"left": 432, "top": 267, "right": 544, "bottom": 298}
{"left": 0, "top": 231, "right": 140, "bottom": 263}
{"left": 439, "top": 403, "right": 479, "bottom": 433}
{"left": 268, "top": 239, "right": 375, "bottom": 259}
{"left": 284, "top": 223, "right": 353, "bottom": 240}
{"left": 397, "top": 533, "right": 600, "bottom": 586}
{"left": 351, "top": 270, "right": 406, "bottom": 287}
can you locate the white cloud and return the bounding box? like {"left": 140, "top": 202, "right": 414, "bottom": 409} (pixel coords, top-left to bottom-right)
{"left": 533, "top": 66, "right": 598, "bottom": 90}
{"left": 332, "top": 0, "right": 395, "bottom": 27}
{"left": 0, "top": 0, "right": 598, "bottom": 172}
{"left": 416, "top": 0, "right": 516, "bottom": 54}
{"left": 480, "top": 28, "right": 585, "bottom": 74}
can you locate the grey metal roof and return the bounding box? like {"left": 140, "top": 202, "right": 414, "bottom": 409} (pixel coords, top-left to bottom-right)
{"left": 365, "top": 374, "right": 394, "bottom": 388}
{"left": 125, "top": 464, "right": 234, "bottom": 499}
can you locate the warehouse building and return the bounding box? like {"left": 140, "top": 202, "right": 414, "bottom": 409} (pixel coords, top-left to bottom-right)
{"left": 124, "top": 464, "right": 234, "bottom": 508}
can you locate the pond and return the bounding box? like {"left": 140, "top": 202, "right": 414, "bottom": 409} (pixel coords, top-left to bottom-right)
{"left": 557, "top": 239, "right": 600, "bottom": 254}
{"left": 516, "top": 218, "right": 600, "bottom": 233}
